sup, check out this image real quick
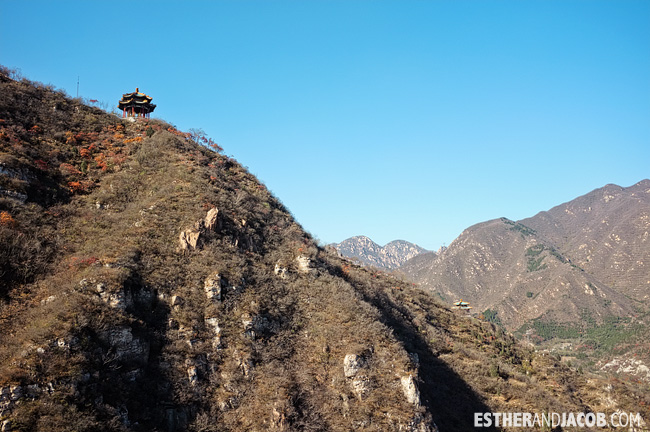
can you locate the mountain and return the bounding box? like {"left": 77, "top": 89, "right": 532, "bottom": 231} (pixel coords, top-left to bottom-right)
{"left": 519, "top": 181, "right": 650, "bottom": 303}
{"left": 400, "top": 181, "right": 650, "bottom": 381}
{"left": 333, "top": 236, "right": 429, "bottom": 270}
{"left": 1, "top": 68, "right": 648, "bottom": 431}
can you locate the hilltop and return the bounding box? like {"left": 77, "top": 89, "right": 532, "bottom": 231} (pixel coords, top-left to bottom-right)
{"left": 0, "top": 68, "right": 648, "bottom": 431}
{"left": 333, "top": 236, "right": 429, "bottom": 270}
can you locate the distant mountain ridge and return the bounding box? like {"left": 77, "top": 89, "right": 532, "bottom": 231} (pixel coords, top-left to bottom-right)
{"left": 401, "top": 180, "right": 650, "bottom": 328}
{"left": 399, "top": 180, "right": 650, "bottom": 381}
{"left": 333, "top": 235, "right": 429, "bottom": 270}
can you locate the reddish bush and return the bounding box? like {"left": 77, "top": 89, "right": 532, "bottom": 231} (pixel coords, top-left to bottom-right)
{"left": 0, "top": 211, "right": 17, "bottom": 228}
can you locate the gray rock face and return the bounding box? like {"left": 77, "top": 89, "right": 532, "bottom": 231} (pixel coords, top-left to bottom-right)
{"left": 343, "top": 353, "right": 371, "bottom": 399}
{"left": 333, "top": 236, "right": 429, "bottom": 270}
{"left": 204, "top": 272, "right": 222, "bottom": 301}
{"left": 102, "top": 326, "right": 149, "bottom": 362}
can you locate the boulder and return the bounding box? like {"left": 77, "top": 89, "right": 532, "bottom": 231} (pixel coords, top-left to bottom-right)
{"left": 179, "top": 226, "right": 202, "bottom": 251}
{"left": 204, "top": 272, "right": 222, "bottom": 301}
{"left": 343, "top": 354, "right": 365, "bottom": 378}
{"left": 204, "top": 207, "right": 219, "bottom": 231}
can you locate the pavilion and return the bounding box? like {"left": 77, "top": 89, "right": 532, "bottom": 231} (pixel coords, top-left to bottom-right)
{"left": 118, "top": 88, "right": 156, "bottom": 119}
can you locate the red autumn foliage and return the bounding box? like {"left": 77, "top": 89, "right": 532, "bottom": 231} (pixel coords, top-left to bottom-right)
{"left": 0, "top": 211, "right": 17, "bottom": 228}
{"left": 68, "top": 256, "right": 99, "bottom": 269}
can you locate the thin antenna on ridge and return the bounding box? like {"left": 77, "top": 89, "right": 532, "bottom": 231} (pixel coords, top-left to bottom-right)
{"left": 76, "top": 76, "right": 79, "bottom": 98}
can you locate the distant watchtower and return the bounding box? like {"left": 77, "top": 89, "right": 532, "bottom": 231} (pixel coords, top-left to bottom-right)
{"left": 452, "top": 300, "right": 472, "bottom": 312}
{"left": 118, "top": 88, "right": 156, "bottom": 119}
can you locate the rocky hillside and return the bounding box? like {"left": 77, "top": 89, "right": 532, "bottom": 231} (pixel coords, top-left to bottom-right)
{"left": 1, "top": 68, "right": 648, "bottom": 431}
{"left": 400, "top": 182, "right": 650, "bottom": 382}
{"left": 519, "top": 181, "right": 650, "bottom": 303}
{"left": 333, "top": 236, "right": 429, "bottom": 270}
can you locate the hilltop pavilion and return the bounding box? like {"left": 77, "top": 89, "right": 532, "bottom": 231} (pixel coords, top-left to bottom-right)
{"left": 452, "top": 300, "right": 472, "bottom": 311}
{"left": 118, "top": 88, "right": 156, "bottom": 119}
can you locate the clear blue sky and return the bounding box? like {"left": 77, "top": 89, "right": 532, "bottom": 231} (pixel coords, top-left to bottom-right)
{"left": 2, "top": 1, "right": 649, "bottom": 250}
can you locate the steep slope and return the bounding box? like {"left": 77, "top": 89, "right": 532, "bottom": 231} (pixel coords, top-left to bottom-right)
{"left": 1, "top": 69, "right": 647, "bottom": 431}
{"left": 334, "top": 236, "right": 429, "bottom": 270}
{"left": 400, "top": 217, "right": 635, "bottom": 330}
{"left": 520, "top": 181, "right": 650, "bottom": 303}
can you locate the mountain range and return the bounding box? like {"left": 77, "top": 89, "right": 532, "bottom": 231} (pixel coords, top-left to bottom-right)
{"left": 400, "top": 180, "right": 650, "bottom": 382}
{"left": 0, "top": 67, "right": 648, "bottom": 431}
{"left": 332, "top": 236, "right": 429, "bottom": 270}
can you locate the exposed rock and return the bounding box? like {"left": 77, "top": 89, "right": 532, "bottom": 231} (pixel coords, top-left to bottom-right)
{"left": 400, "top": 374, "right": 421, "bottom": 406}
{"left": 600, "top": 356, "right": 650, "bottom": 383}
{"left": 1, "top": 419, "right": 13, "bottom": 432}
{"left": 103, "top": 326, "right": 149, "bottom": 362}
{"left": 9, "top": 386, "right": 22, "bottom": 402}
{"left": 351, "top": 376, "right": 371, "bottom": 398}
{"left": 242, "top": 314, "right": 255, "bottom": 339}
{"left": 295, "top": 255, "right": 311, "bottom": 273}
{"left": 343, "top": 353, "right": 371, "bottom": 398}
{"left": 40, "top": 295, "right": 56, "bottom": 305}
{"left": 205, "top": 317, "right": 222, "bottom": 349}
{"left": 204, "top": 272, "right": 222, "bottom": 302}
{"left": 178, "top": 207, "right": 220, "bottom": 251}
{"left": 274, "top": 263, "right": 287, "bottom": 279}
{"left": 187, "top": 366, "right": 198, "bottom": 386}
{"left": 204, "top": 207, "right": 219, "bottom": 231}
{"left": 25, "top": 384, "right": 40, "bottom": 397}
{"left": 343, "top": 353, "right": 365, "bottom": 378}
{"left": 179, "top": 225, "right": 202, "bottom": 251}
{"left": 99, "top": 288, "right": 131, "bottom": 310}
{"left": 171, "top": 295, "right": 184, "bottom": 306}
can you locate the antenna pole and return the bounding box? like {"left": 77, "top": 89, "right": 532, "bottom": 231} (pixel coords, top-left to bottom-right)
{"left": 76, "top": 76, "right": 79, "bottom": 98}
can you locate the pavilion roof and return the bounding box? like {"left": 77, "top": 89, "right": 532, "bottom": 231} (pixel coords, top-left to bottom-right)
{"left": 118, "top": 88, "right": 156, "bottom": 111}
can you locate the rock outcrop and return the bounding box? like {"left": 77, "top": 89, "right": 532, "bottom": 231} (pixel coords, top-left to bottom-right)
{"left": 178, "top": 206, "right": 220, "bottom": 251}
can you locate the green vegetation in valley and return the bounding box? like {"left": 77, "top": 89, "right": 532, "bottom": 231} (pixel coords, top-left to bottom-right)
{"left": 482, "top": 308, "right": 503, "bottom": 327}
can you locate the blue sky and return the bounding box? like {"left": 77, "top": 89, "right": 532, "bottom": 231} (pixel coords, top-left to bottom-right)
{"left": 2, "top": 1, "right": 649, "bottom": 250}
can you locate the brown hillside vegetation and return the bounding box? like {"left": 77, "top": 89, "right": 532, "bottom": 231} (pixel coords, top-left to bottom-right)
{"left": 0, "top": 68, "right": 648, "bottom": 431}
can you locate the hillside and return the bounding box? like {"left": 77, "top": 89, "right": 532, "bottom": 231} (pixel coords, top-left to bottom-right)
{"left": 1, "top": 68, "right": 648, "bottom": 431}
{"left": 333, "top": 236, "right": 429, "bottom": 270}
{"left": 400, "top": 182, "right": 650, "bottom": 382}
{"left": 519, "top": 181, "right": 650, "bottom": 303}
